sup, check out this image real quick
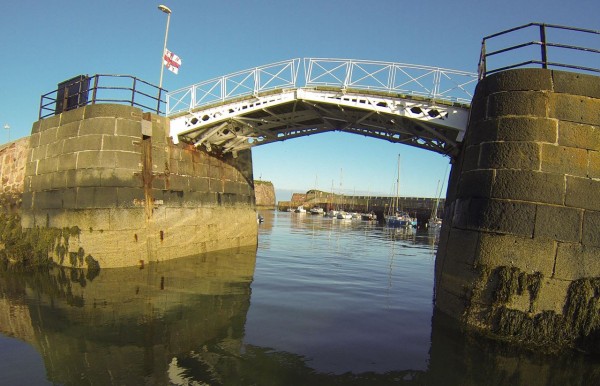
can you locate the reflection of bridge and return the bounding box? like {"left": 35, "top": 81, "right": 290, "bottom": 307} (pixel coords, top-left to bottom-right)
{"left": 166, "top": 58, "right": 477, "bottom": 157}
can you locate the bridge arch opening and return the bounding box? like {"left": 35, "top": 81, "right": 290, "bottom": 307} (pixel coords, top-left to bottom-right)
{"left": 251, "top": 131, "right": 452, "bottom": 218}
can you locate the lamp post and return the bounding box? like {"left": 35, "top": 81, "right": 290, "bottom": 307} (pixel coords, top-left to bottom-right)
{"left": 158, "top": 4, "right": 172, "bottom": 89}
{"left": 3, "top": 123, "right": 9, "bottom": 142}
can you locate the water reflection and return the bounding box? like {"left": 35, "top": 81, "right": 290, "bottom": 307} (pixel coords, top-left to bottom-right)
{"left": 0, "top": 247, "right": 257, "bottom": 385}
{"left": 428, "top": 311, "right": 600, "bottom": 386}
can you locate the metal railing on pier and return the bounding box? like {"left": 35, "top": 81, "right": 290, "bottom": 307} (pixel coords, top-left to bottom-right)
{"left": 478, "top": 23, "right": 600, "bottom": 79}
{"left": 39, "top": 74, "right": 166, "bottom": 119}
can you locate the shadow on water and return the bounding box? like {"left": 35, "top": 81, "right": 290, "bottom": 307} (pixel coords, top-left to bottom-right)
{"left": 0, "top": 218, "right": 600, "bottom": 384}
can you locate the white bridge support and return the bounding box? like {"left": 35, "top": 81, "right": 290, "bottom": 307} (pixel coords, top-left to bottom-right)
{"left": 167, "top": 58, "right": 477, "bottom": 157}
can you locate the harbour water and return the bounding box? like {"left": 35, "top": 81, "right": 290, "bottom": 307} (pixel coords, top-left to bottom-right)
{"left": 1, "top": 210, "right": 599, "bottom": 385}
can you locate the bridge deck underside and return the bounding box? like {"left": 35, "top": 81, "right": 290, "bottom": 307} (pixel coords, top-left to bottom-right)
{"left": 169, "top": 88, "right": 470, "bottom": 157}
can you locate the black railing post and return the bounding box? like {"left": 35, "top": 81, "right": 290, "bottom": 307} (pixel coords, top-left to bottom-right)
{"left": 478, "top": 39, "right": 487, "bottom": 80}
{"left": 157, "top": 88, "right": 163, "bottom": 115}
{"left": 39, "top": 95, "right": 45, "bottom": 119}
{"left": 91, "top": 75, "right": 99, "bottom": 105}
{"left": 539, "top": 23, "right": 548, "bottom": 69}
{"left": 131, "top": 77, "right": 137, "bottom": 107}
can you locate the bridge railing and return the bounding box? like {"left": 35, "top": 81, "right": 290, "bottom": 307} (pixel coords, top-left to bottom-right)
{"left": 478, "top": 23, "right": 600, "bottom": 79}
{"left": 166, "top": 58, "right": 477, "bottom": 115}
{"left": 303, "top": 58, "right": 476, "bottom": 104}
{"left": 167, "top": 59, "right": 301, "bottom": 115}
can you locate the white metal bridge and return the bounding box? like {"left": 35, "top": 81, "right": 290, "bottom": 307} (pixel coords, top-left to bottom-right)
{"left": 166, "top": 58, "right": 477, "bottom": 158}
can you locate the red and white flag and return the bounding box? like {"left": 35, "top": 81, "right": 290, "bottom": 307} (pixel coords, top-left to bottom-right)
{"left": 163, "top": 49, "right": 182, "bottom": 74}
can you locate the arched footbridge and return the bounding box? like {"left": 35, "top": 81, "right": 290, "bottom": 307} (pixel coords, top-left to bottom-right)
{"left": 166, "top": 58, "right": 477, "bottom": 158}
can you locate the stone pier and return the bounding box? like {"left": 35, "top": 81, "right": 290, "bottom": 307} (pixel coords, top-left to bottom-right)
{"left": 435, "top": 68, "right": 600, "bottom": 351}
{"left": 19, "top": 104, "right": 258, "bottom": 268}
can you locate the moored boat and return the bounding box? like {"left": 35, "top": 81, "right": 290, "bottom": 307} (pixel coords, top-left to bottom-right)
{"left": 310, "top": 206, "right": 324, "bottom": 215}
{"left": 385, "top": 154, "right": 417, "bottom": 228}
{"left": 427, "top": 167, "right": 447, "bottom": 230}
{"left": 361, "top": 212, "right": 377, "bottom": 221}
{"left": 295, "top": 206, "right": 306, "bottom": 213}
{"left": 386, "top": 211, "right": 417, "bottom": 228}
{"left": 337, "top": 211, "right": 353, "bottom": 220}
{"left": 427, "top": 217, "right": 442, "bottom": 228}
{"left": 326, "top": 209, "right": 339, "bottom": 218}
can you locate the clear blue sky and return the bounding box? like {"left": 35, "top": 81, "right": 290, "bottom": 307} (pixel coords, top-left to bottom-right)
{"left": 0, "top": 0, "right": 597, "bottom": 200}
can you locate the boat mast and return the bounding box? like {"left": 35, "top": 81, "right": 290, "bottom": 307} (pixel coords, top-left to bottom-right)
{"left": 431, "top": 179, "right": 441, "bottom": 219}
{"left": 395, "top": 154, "right": 400, "bottom": 212}
{"left": 436, "top": 164, "right": 449, "bottom": 219}
{"left": 339, "top": 168, "right": 344, "bottom": 210}
{"left": 329, "top": 179, "right": 334, "bottom": 211}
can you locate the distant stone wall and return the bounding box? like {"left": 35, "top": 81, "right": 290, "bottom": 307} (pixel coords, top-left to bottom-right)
{"left": 290, "top": 193, "right": 307, "bottom": 206}
{"left": 21, "top": 104, "right": 258, "bottom": 268}
{"left": 435, "top": 69, "right": 600, "bottom": 352}
{"left": 254, "top": 180, "right": 275, "bottom": 207}
{"left": 0, "top": 137, "right": 28, "bottom": 208}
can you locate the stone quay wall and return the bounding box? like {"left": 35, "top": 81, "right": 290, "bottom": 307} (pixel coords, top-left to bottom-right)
{"left": 254, "top": 180, "right": 276, "bottom": 208}
{"left": 435, "top": 68, "right": 600, "bottom": 351}
{"left": 0, "top": 137, "right": 29, "bottom": 208}
{"left": 21, "top": 104, "right": 258, "bottom": 268}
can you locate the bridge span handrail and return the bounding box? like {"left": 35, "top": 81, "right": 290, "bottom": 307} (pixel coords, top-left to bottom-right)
{"left": 166, "top": 58, "right": 478, "bottom": 115}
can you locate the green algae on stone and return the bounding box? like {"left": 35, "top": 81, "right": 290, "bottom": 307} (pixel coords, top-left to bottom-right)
{"left": 496, "top": 307, "right": 572, "bottom": 349}
{"left": 493, "top": 266, "right": 543, "bottom": 309}
{"left": 488, "top": 273, "right": 600, "bottom": 353}
{"left": 564, "top": 278, "right": 600, "bottom": 337}
{"left": 494, "top": 266, "right": 521, "bottom": 303}
{"left": 0, "top": 212, "right": 90, "bottom": 270}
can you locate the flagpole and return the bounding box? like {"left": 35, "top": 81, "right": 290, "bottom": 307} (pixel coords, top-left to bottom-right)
{"left": 158, "top": 4, "right": 172, "bottom": 89}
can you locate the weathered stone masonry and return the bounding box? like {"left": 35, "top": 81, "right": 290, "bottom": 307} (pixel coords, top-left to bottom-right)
{"left": 21, "top": 104, "right": 258, "bottom": 268}
{"left": 435, "top": 69, "right": 600, "bottom": 351}
{"left": 0, "top": 138, "right": 28, "bottom": 208}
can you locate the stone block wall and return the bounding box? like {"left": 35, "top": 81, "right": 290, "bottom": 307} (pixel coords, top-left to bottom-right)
{"left": 254, "top": 180, "right": 276, "bottom": 207}
{"left": 22, "top": 104, "right": 258, "bottom": 268}
{"left": 0, "top": 137, "right": 29, "bottom": 208}
{"left": 435, "top": 69, "right": 600, "bottom": 351}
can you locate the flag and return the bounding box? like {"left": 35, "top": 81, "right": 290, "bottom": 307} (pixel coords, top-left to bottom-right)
{"left": 163, "top": 49, "right": 182, "bottom": 74}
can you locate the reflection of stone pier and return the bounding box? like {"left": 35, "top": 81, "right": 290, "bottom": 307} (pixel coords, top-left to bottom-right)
{"left": 0, "top": 247, "right": 256, "bottom": 385}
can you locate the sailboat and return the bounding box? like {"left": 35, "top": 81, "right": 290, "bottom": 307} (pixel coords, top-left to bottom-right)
{"left": 336, "top": 168, "right": 353, "bottom": 220}
{"left": 309, "top": 174, "right": 324, "bottom": 215}
{"left": 427, "top": 180, "right": 443, "bottom": 229}
{"left": 361, "top": 188, "right": 377, "bottom": 221}
{"left": 428, "top": 166, "right": 448, "bottom": 229}
{"left": 385, "top": 154, "right": 417, "bottom": 228}
{"left": 325, "top": 180, "right": 339, "bottom": 218}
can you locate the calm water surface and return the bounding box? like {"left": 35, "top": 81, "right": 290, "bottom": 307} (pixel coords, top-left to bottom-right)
{"left": 1, "top": 210, "right": 599, "bottom": 385}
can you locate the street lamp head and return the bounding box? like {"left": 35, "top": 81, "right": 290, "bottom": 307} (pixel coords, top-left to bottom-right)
{"left": 158, "top": 4, "right": 171, "bottom": 14}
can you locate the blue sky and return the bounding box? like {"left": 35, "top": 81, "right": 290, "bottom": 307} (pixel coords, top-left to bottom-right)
{"left": 0, "top": 0, "right": 597, "bottom": 200}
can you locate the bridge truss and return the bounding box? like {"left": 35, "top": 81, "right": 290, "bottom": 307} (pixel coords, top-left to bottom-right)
{"left": 166, "top": 58, "right": 477, "bottom": 157}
